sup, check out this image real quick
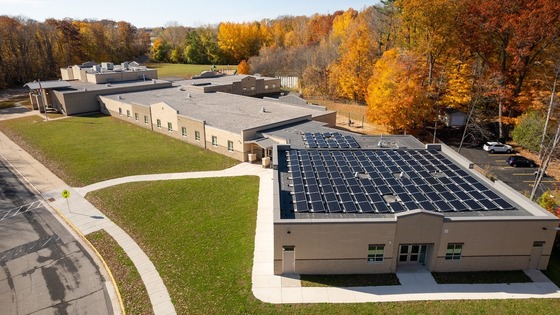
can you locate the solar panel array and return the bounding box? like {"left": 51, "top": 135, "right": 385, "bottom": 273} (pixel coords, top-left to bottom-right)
{"left": 303, "top": 132, "right": 360, "bottom": 149}
{"left": 286, "top": 149, "right": 515, "bottom": 214}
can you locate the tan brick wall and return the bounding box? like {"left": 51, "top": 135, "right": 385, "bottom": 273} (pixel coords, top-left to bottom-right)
{"left": 204, "top": 126, "right": 244, "bottom": 161}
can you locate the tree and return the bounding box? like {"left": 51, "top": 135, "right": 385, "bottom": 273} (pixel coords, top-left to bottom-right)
{"left": 238, "top": 60, "right": 250, "bottom": 74}
{"left": 329, "top": 9, "right": 377, "bottom": 103}
{"left": 512, "top": 111, "right": 550, "bottom": 152}
{"left": 366, "top": 48, "right": 429, "bottom": 132}
{"left": 218, "top": 22, "right": 268, "bottom": 63}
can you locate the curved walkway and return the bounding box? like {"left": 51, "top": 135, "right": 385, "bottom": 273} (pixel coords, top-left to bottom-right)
{"left": 2, "top": 108, "right": 560, "bottom": 310}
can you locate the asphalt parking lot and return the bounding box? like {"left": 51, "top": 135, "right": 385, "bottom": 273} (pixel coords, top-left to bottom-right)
{"left": 0, "top": 158, "right": 114, "bottom": 314}
{"left": 446, "top": 144, "right": 557, "bottom": 197}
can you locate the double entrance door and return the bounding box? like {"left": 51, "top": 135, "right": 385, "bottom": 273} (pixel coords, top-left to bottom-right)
{"left": 399, "top": 244, "right": 428, "bottom": 264}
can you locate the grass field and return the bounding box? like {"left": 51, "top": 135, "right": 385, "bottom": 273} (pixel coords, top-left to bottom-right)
{"left": 0, "top": 115, "right": 238, "bottom": 186}
{"left": 2, "top": 111, "right": 560, "bottom": 313}
{"left": 87, "top": 230, "right": 152, "bottom": 314}
{"left": 146, "top": 63, "right": 237, "bottom": 79}
{"left": 87, "top": 179, "right": 560, "bottom": 314}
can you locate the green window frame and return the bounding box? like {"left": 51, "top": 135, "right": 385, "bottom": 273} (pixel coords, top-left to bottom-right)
{"left": 182, "top": 127, "right": 187, "bottom": 137}
{"left": 126, "top": 109, "right": 131, "bottom": 118}
{"left": 118, "top": 107, "right": 122, "bottom": 115}
{"left": 227, "top": 140, "right": 234, "bottom": 151}
{"left": 195, "top": 131, "right": 200, "bottom": 141}
{"left": 144, "top": 115, "right": 149, "bottom": 124}
{"left": 167, "top": 122, "right": 173, "bottom": 132}
{"left": 212, "top": 136, "right": 218, "bottom": 146}
{"left": 445, "top": 243, "right": 463, "bottom": 260}
{"left": 156, "top": 119, "right": 161, "bottom": 128}
{"left": 368, "top": 245, "right": 384, "bottom": 262}
{"left": 134, "top": 113, "right": 139, "bottom": 121}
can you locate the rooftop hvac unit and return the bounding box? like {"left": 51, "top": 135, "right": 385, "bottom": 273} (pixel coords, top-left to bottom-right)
{"left": 121, "top": 61, "right": 129, "bottom": 70}
{"left": 92, "top": 65, "right": 101, "bottom": 72}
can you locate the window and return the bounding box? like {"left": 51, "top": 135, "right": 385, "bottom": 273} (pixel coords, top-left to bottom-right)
{"left": 533, "top": 241, "right": 545, "bottom": 247}
{"left": 227, "top": 140, "right": 234, "bottom": 151}
{"left": 182, "top": 127, "right": 187, "bottom": 137}
{"left": 212, "top": 136, "right": 218, "bottom": 146}
{"left": 156, "top": 119, "right": 161, "bottom": 128}
{"left": 144, "top": 115, "right": 149, "bottom": 124}
{"left": 118, "top": 108, "right": 122, "bottom": 115}
{"left": 272, "top": 84, "right": 276, "bottom": 88}
{"left": 195, "top": 131, "right": 200, "bottom": 141}
{"left": 265, "top": 85, "right": 269, "bottom": 90}
{"left": 126, "top": 109, "right": 131, "bottom": 118}
{"left": 134, "top": 113, "right": 139, "bottom": 121}
{"left": 445, "top": 243, "right": 463, "bottom": 260}
{"left": 167, "top": 122, "right": 173, "bottom": 132}
{"left": 368, "top": 245, "right": 384, "bottom": 262}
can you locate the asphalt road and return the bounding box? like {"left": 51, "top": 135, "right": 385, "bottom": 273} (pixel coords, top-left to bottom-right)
{"left": 0, "top": 159, "right": 114, "bottom": 314}
{"left": 448, "top": 144, "right": 557, "bottom": 197}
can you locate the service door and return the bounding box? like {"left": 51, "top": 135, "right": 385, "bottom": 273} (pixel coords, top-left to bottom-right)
{"left": 529, "top": 242, "right": 544, "bottom": 270}
{"left": 282, "top": 246, "right": 295, "bottom": 274}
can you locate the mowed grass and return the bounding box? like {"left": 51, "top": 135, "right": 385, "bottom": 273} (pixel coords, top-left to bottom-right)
{"left": 146, "top": 63, "right": 237, "bottom": 79}
{"left": 301, "top": 274, "right": 400, "bottom": 287}
{"left": 432, "top": 271, "right": 532, "bottom": 284}
{"left": 87, "top": 230, "right": 152, "bottom": 314}
{"left": 87, "top": 179, "right": 560, "bottom": 314}
{"left": 0, "top": 115, "right": 238, "bottom": 186}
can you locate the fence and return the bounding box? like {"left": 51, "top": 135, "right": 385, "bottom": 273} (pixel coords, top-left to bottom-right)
{"left": 277, "top": 76, "right": 299, "bottom": 90}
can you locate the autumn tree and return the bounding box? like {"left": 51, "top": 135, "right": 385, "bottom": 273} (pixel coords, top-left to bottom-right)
{"left": 238, "top": 60, "right": 250, "bottom": 74}
{"left": 218, "top": 22, "right": 269, "bottom": 63}
{"left": 329, "top": 8, "right": 378, "bottom": 103}
{"left": 366, "top": 48, "right": 429, "bottom": 132}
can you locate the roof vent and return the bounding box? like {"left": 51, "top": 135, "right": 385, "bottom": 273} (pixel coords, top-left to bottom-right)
{"left": 118, "top": 95, "right": 122, "bottom": 99}
{"left": 261, "top": 107, "right": 266, "bottom": 113}
{"left": 187, "top": 93, "right": 191, "bottom": 98}
{"left": 106, "top": 83, "right": 111, "bottom": 87}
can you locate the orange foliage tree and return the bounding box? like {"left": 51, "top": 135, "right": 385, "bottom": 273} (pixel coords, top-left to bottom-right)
{"left": 238, "top": 60, "right": 250, "bottom": 74}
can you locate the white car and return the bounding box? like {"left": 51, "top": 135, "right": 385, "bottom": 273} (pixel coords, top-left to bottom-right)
{"left": 483, "top": 142, "right": 513, "bottom": 153}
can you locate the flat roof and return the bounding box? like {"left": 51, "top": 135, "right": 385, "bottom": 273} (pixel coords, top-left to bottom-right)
{"left": 25, "top": 81, "right": 71, "bottom": 90}
{"left": 262, "top": 120, "right": 425, "bottom": 149}
{"left": 53, "top": 80, "right": 171, "bottom": 93}
{"left": 175, "top": 74, "right": 277, "bottom": 88}
{"left": 100, "top": 87, "right": 333, "bottom": 134}
{"left": 277, "top": 143, "right": 534, "bottom": 220}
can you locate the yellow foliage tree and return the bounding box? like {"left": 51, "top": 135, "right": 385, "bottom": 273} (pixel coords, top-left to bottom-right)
{"left": 329, "top": 10, "right": 376, "bottom": 103}
{"left": 218, "top": 22, "right": 270, "bottom": 63}
{"left": 366, "top": 48, "right": 429, "bottom": 132}
{"left": 238, "top": 60, "right": 250, "bottom": 74}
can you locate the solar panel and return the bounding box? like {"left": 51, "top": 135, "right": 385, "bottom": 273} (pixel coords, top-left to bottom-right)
{"left": 358, "top": 201, "right": 375, "bottom": 212}
{"left": 404, "top": 201, "right": 419, "bottom": 210}
{"left": 374, "top": 202, "right": 390, "bottom": 213}
{"left": 327, "top": 201, "right": 342, "bottom": 212}
{"left": 342, "top": 201, "right": 358, "bottom": 213}
{"left": 389, "top": 202, "right": 406, "bottom": 213}
{"left": 310, "top": 201, "right": 325, "bottom": 212}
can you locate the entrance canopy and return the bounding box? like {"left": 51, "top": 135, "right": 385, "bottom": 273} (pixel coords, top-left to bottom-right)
{"left": 24, "top": 80, "right": 71, "bottom": 90}
{"left": 246, "top": 137, "right": 278, "bottom": 149}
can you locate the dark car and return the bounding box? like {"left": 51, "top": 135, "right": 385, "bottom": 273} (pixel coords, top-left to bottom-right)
{"left": 506, "top": 156, "right": 536, "bottom": 167}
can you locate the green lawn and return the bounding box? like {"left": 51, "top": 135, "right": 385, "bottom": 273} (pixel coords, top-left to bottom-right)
{"left": 146, "top": 63, "right": 237, "bottom": 79}
{"left": 87, "top": 179, "right": 560, "bottom": 314}
{"left": 301, "top": 274, "right": 400, "bottom": 287}
{"left": 432, "top": 271, "right": 532, "bottom": 284}
{"left": 88, "top": 230, "right": 152, "bottom": 314}
{"left": 0, "top": 115, "right": 238, "bottom": 186}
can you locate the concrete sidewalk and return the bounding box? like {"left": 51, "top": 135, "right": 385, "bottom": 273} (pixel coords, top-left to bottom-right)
{"left": 2, "top": 110, "right": 560, "bottom": 309}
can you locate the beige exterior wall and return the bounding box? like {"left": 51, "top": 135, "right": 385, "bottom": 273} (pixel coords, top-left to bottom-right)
{"left": 273, "top": 211, "right": 558, "bottom": 275}
{"left": 60, "top": 68, "right": 74, "bottom": 80}
{"left": 99, "top": 97, "right": 153, "bottom": 130}
{"left": 53, "top": 82, "right": 172, "bottom": 116}
{"left": 201, "top": 76, "right": 281, "bottom": 96}
{"left": 205, "top": 126, "right": 244, "bottom": 161}
{"left": 274, "top": 221, "right": 397, "bottom": 275}
{"left": 433, "top": 219, "right": 558, "bottom": 272}
{"left": 86, "top": 69, "right": 158, "bottom": 84}
{"left": 150, "top": 102, "right": 179, "bottom": 136}
{"left": 177, "top": 116, "right": 206, "bottom": 149}
{"left": 312, "top": 112, "right": 337, "bottom": 127}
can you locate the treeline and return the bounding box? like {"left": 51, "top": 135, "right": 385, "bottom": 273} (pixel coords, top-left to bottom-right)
{"left": 152, "top": 0, "right": 560, "bottom": 137}
{"left": 0, "top": 16, "right": 150, "bottom": 88}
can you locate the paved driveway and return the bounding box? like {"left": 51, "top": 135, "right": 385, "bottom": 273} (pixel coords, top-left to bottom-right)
{"left": 0, "top": 158, "right": 114, "bottom": 314}
{"left": 448, "top": 145, "right": 557, "bottom": 196}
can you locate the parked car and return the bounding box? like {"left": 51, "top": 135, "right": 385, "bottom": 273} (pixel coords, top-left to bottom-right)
{"left": 506, "top": 156, "right": 536, "bottom": 167}
{"left": 483, "top": 142, "right": 513, "bottom": 153}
